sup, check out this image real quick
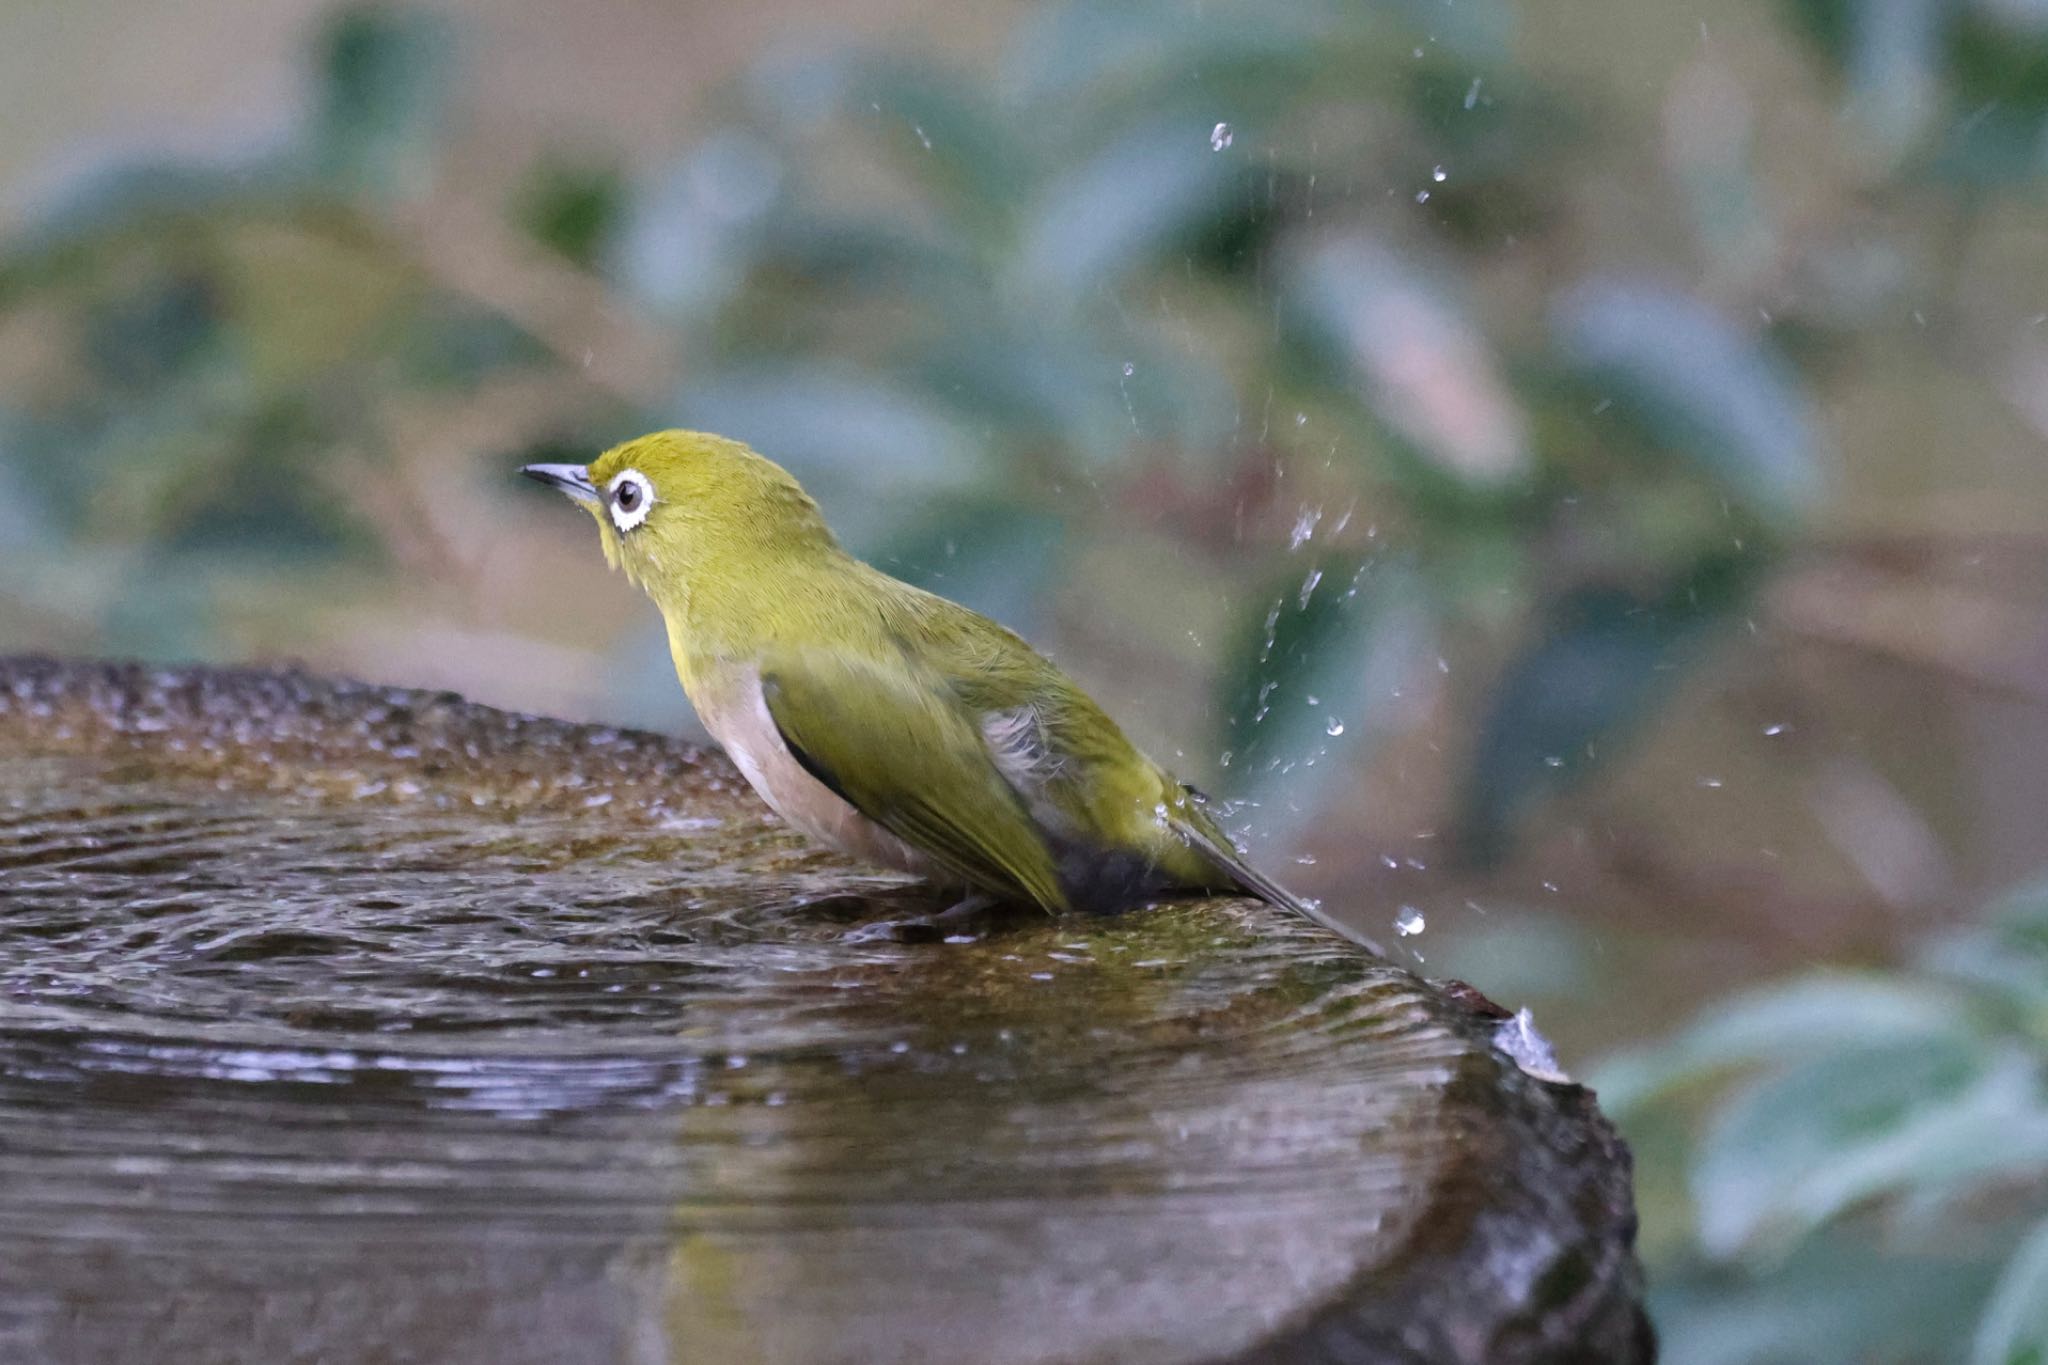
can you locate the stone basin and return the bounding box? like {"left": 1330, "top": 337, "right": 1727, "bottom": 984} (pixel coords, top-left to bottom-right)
{"left": 0, "top": 658, "right": 1649, "bottom": 1364}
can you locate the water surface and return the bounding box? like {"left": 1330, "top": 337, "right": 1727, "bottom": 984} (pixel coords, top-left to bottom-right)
{"left": 0, "top": 662, "right": 1638, "bottom": 1364}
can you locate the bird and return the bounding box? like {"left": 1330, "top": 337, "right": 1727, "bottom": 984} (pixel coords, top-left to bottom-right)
{"left": 523, "top": 429, "right": 1376, "bottom": 951}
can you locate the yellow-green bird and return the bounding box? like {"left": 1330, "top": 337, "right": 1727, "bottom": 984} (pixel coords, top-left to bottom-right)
{"left": 524, "top": 430, "right": 1372, "bottom": 950}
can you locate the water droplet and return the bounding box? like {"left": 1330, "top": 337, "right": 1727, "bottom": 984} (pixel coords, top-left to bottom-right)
{"left": 1431, "top": 165, "right": 1447, "bottom": 182}
{"left": 1394, "top": 906, "right": 1426, "bottom": 937}
{"left": 1415, "top": 190, "right": 1431, "bottom": 203}
{"left": 1763, "top": 723, "right": 1788, "bottom": 737}
{"left": 1121, "top": 361, "right": 1135, "bottom": 377}
{"left": 1298, "top": 568, "right": 1324, "bottom": 608}
{"left": 1543, "top": 755, "right": 1565, "bottom": 769}
{"left": 1289, "top": 506, "right": 1322, "bottom": 550}
{"left": 913, "top": 123, "right": 932, "bottom": 151}
{"left": 1698, "top": 776, "right": 1724, "bottom": 789}
{"left": 1210, "top": 121, "right": 1234, "bottom": 151}
{"left": 1464, "top": 78, "right": 1483, "bottom": 110}
{"left": 1325, "top": 718, "right": 1345, "bottom": 736}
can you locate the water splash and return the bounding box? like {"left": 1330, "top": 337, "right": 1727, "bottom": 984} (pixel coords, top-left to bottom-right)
{"left": 1298, "top": 568, "right": 1324, "bottom": 609}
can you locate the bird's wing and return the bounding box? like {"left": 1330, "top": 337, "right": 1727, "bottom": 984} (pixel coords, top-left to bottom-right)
{"left": 757, "top": 646, "right": 1070, "bottom": 911}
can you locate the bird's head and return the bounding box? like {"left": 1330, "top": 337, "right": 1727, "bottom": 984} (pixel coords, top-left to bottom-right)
{"left": 523, "top": 430, "right": 839, "bottom": 601}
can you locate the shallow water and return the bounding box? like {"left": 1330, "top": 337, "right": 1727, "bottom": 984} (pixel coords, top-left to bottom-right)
{"left": 0, "top": 664, "right": 1637, "bottom": 1363}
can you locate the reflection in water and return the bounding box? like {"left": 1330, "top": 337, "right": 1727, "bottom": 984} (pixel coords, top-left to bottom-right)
{"left": 0, "top": 665, "right": 1637, "bottom": 1363}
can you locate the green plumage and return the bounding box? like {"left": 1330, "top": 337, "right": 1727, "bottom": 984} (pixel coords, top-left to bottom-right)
{"left": 523, "top": 430, "right": 1374, "bottom": 951}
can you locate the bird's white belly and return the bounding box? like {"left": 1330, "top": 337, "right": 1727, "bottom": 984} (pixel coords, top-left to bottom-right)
{"left": 691, "top": 663, "right": 940, "bottom": 880}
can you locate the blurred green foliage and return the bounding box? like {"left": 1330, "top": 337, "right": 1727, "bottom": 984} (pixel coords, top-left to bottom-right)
{"left": 1, "top": 0, "right": 1846, "bottom": 855}
{"left": 3, "top": 0, "right": 2047, "bottom": 1355}
{"left": 598, "top": 0, "right": 1845, "bottom": 851}
{"left": 1602, "top": 873, "right": 2048, "bottom": 1364}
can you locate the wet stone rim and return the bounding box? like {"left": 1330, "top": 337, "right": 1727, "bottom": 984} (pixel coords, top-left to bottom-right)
{"left": 0, "top": 657, "right": 1652, "bottom": 1364}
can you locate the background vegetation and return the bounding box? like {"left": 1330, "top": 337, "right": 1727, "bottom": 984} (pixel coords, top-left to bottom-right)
{"left": 3, "top": 0, "right": 2047, "bottom": 1357}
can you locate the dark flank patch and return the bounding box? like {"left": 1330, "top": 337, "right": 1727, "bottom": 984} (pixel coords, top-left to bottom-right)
{"left": 760, "top": 677, "right": 854, "bottom": 806}
{"left": 1050, "top": 836, "right": 1174, "bottom": 916}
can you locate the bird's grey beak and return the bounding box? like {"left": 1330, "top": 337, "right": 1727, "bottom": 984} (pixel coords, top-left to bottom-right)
{"left": 522, "top": 463, "right": 600, "bottom": 507}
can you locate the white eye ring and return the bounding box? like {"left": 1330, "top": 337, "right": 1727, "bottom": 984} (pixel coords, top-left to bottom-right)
{"left": 606, "top": 468, "right": 654, "bottom": 533}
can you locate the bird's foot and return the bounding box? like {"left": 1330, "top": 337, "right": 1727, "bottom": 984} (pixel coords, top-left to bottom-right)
{"left": 841, "top": 893, "right": 1000, "bottom": 945}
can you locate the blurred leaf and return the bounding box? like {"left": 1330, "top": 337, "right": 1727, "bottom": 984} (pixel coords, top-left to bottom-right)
{"left": 85, "top": 268, "right": 223, "bottom": 390}
{"left": 674, "top": 366, "right": 996, "bottom": 548}
{"left": 1458, "top": 563, "right": 1746, "bottom": 861}
{"left": 611, "top": 131, "right": 785, "bottom": 318}
{"left": 737, "top": 215, "right": 989, "bottom": 321}
{"left": 516, "top": 158, "right": 626, "bottom": 269}
{"left": 1005, "top": 0, "right": 1341, "bottom": 105}
{"left": 1979, "top": 869, "right": 2048, "bottom": 927}
{"left": 311, "top": 5, "right": 452, "bottom": 197}
{"left": 385, "top": 296, "right": 549, "bottom": 389}
{"left": 163, "top": 456, "right": 369, "bottom": 561}
{"left": 0, "top": 414, "right": 58, "bottom": 553}
{"left": 839, "top": 61, "right": 1031, "bottom": 239}
{"left": 1653, "top": 1233, "right": 1996, "bottom": 1365}
{"left": 1693, "top": 1038, "right": 2048, "bottom": 1258}
{"left": 916, "top": 315, "right": 1237, "bottom": 469}
{"left": 1218, "top": 557, "right": 1433, "bottom": 841}
{"left": 912, "top": 317, "right": 1126, "bottom": 456}
{"left": 1011, "top": 117, "right": 1241, "bottom": 304}
{"left": 1975, "top": 1217, "right": 2048, "bottom": 1365}
{"left": 1554, "top": 280, "right": 1826, "bottom": 523}
{"left": 1288, "top": 237, "right": 1532, "bottom": 491}
{"left": 1923, "top": 869, "right": 2048, "bottom": 1018}
{"left": 870, "top": 500, "right": 1067, "bottom": 637}
{"left": 94, "top": 552, "right": 227, "bottom": 660}
{"left": 1951, "top": 1, "right": 2048, "bottom": 119}
{"left": 1793, "top": 0, "right": 2048, "bottom": 183}
{"left": 1843, "top": 0, "right": 1946, "bottom": 162}
{"left": 1423, "top": 910, "right": 1596, "bottom": 1002}
{"left": 1593, "top": 972, "right": 1978, "bottom": 1114}
{"left": 1003, "top": 0, "right": 1505, "bottom": 114}
{"left": 1103, "top": 340, "right": 1241, "bottom": 466}
{"left": 0, "top": 163, "right": 275, "bottom": 300}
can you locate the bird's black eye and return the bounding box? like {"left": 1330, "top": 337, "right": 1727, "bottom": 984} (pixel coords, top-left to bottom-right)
{"left": 605, "top": 467, "right": 654, "bottom": 531}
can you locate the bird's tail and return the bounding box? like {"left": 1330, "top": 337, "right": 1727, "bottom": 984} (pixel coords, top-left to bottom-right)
{"left": 1173, "top": 814, "right": 1385, "bottom": 956}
